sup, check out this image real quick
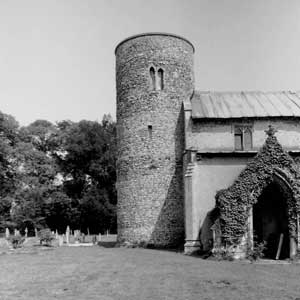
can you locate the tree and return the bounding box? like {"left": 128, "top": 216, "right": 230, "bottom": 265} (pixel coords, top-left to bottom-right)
{"left": 56, "top": 115, "right": 117, "bottom": 232}
{"left": 0, "top": 111, "right": 19, "bottom": 230}
{"left": 19, "top": 119, "right": 58, "bottom": 153}
{"left": 0, "top": 112, "right": 117, "bottom": 234}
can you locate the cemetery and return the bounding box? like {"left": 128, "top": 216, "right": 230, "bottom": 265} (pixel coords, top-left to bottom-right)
{"left": 0, "top": 226, "right": 116, "bottom": 252}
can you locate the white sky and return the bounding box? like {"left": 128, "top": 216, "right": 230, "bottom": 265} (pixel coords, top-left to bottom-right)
{"left": 0, "top": 0, "right": 300, "bottom": 125}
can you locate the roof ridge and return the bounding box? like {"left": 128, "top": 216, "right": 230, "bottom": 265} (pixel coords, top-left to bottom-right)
{"left": 195, "top": 90, "right": 300, "bottom": 94}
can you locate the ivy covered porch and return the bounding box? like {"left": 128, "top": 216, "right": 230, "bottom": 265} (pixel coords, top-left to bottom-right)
{"left": 215, "top": 126, "right": 300, "bottom": 260}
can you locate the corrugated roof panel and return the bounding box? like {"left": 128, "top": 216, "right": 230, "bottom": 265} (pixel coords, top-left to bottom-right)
{"left": 206, "top": 94, "right": 218, "bottom": 118}
{"left": 283, "top": 92, "right": 300, "bottom": 115}
{"left": 231, "top": 92, "right": 250, "bottom": 117}
{"left": 195, "top": 93, "right": 209, "bottom": 117}
{"left": 275, "top": 92, "right": 298, "bottom": 116}
{"left": 264, "top": 92, "right": 288, "bottom": 116}
{"left": 191, "top": 91, "right": 300, "bottom": 119}
{"left": 255, "top": 92, "right": 280, "bottom": 116}
{"left": 244, "top": 92, "right": 267, "bottom": 117}
{"left": 214, "top": 93, "right": 232, "bottom": 118}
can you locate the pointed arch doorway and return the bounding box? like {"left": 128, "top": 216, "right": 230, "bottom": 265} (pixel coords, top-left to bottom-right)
{"left": 252, "top": 173, "right": 295, "bottom": 259}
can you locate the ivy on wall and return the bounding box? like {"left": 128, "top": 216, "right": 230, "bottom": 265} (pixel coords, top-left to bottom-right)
{"left": 215, "top": 125, "right": 300, "bottom": 245}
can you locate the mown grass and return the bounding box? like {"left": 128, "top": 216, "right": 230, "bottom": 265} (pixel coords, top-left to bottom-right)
{"left": 0, "top": 245, "right": 300, "bottom": 300}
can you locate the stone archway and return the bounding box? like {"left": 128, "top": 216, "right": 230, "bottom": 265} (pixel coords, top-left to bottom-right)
{"left": 252, "top": 170, "right": 298, "bottom": 259}
{"left": 253, "top": 178, "right": 290, "bottom": 259}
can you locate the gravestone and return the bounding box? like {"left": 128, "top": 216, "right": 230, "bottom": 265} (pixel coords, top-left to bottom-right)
{"left": 58, "top": 235, "right": 64, "bottom": 246}
{"left": 66, "top": 226, "right": 70, "bottom": 244}
{"left": 5, "top": 228, "right": 9, "bottom": 239}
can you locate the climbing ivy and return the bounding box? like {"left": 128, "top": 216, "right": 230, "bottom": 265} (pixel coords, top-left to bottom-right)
{"left": 216, "top": 126, "right": 300, "bottom": 245}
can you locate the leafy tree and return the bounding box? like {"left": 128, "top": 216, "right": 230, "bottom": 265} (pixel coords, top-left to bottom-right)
{"left": 56, "top": 115, "right": 117, "bottom": 232}
{"left": 19, "top": 119, "right": 58, "bottom": 153}
{"left": 44, "top": 190, "right": 80, "bottom": 233}
{"left": 9, "top": 120, "right": 59, "bottom": 232}
{"left": 0, "top": 111, "right": 117, "bottom": 235}
{"left": 0, "top": 111, "right": 19, "bottom": 230}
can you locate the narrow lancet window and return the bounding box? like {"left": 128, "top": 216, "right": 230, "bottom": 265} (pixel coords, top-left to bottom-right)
{"left": 157, "top": 68, "right": 164, "bottom": 90}
{"left": 148, "top": 125, "right": 153, "bottom": 139}
{"left": 150, "top": 67, "right": 156, "bottom": 90}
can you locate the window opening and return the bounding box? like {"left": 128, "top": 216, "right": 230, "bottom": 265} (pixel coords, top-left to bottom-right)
{"left": 244, "top": 127, "right": 253, "bottom": 150}
{"left": 157, "top": 68, "right": 164, "bottom": 90}
{"left": 234, "top": 125, "right": 253, "bottom": 151}
{"left": 234, "top": 127, "right": 243, "bottom": 151}
{"left": 149, "top": 67, "right": 156, "bottom": 90}
{"left": 148, "top": 125, "right": 153, "bottom": 139}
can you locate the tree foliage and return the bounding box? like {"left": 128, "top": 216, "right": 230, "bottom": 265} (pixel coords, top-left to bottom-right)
{"left": 0, "top": 111, "right": 117, "bottom": 234}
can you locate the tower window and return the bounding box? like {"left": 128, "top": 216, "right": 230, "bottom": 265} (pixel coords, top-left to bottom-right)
{"left": 148, "top": 125, "right": 153, "bottom": 139}
{"left": 157, "top": 68, "right": 164, "bottom": 90}
{"left": 149, "top": 67, "right": 164, "bottom": 91}
{"left": 149, "top": 67, "right": 156, "bottom": 90}
{"left": 234, "top": 125, "right": 253, "bottom": 151}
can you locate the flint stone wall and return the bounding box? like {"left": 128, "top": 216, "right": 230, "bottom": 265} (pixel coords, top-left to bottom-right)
{"left": 115, "top": 33, "right": 194, "bottom": 246}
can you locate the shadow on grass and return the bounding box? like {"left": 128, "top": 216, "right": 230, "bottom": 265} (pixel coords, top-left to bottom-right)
{"left": 97, "top": 241, "right": 117, "bottom": 248}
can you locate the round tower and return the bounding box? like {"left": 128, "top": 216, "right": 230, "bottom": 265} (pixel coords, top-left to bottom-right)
{"left": 115, "top": 33, "right": 194, "bottom": 247}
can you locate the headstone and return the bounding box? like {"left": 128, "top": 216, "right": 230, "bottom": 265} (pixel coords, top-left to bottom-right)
{"left": 58, "top": 235, "right": 64, "bottom": 246}
{"left": 25, "top": 227, "right": 28, "bottom": 238}
{"left": 5, "top": 228, "right": 9, "bottom": 239}
{"left": 55, "top": 230, "right": 58, "bottom": 239}
{"left": 66, "top": 226, "right": 70, "bottom": 244}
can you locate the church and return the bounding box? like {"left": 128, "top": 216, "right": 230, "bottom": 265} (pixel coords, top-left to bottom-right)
{"left": 115, "top": 32, "right": 300, "bottom": 259}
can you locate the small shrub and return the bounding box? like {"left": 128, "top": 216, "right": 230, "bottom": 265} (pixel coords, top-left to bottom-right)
{"left": 8, "top": 235, "right": 25, "bottom": 249}
{"left": 38, "top": 229, "right": 55, "bottom": 246}
{"left": 246, "top": 238, "right": 266, "bottom": 262}
{"left": 211, "top": 245, "right": 235, "bottom": 261}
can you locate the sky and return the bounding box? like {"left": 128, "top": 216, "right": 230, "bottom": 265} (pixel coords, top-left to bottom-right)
{"left": 1, "top": 0, "right": 300, "bottom": 125}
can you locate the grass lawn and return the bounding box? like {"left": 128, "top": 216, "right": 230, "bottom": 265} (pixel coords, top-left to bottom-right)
{"left": 0, "top": 244, "right": 300, "bottom": 300}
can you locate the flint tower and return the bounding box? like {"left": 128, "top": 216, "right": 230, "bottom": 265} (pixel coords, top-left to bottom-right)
{"left": 115, "top": 33, "right": 194, "bottom": 247}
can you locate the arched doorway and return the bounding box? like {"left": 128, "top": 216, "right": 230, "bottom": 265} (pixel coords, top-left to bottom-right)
{"left": 253, "top": 178, "right": 291, "bottom": 259}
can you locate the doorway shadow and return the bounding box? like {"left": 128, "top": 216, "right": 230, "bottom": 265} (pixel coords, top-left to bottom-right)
{"left": 253, "top": 181, "right": 290, "bottom": 259}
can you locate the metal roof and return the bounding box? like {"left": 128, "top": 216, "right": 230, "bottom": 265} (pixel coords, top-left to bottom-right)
{"left": 191, "top": 91, "right": 300, "bottom": 119}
